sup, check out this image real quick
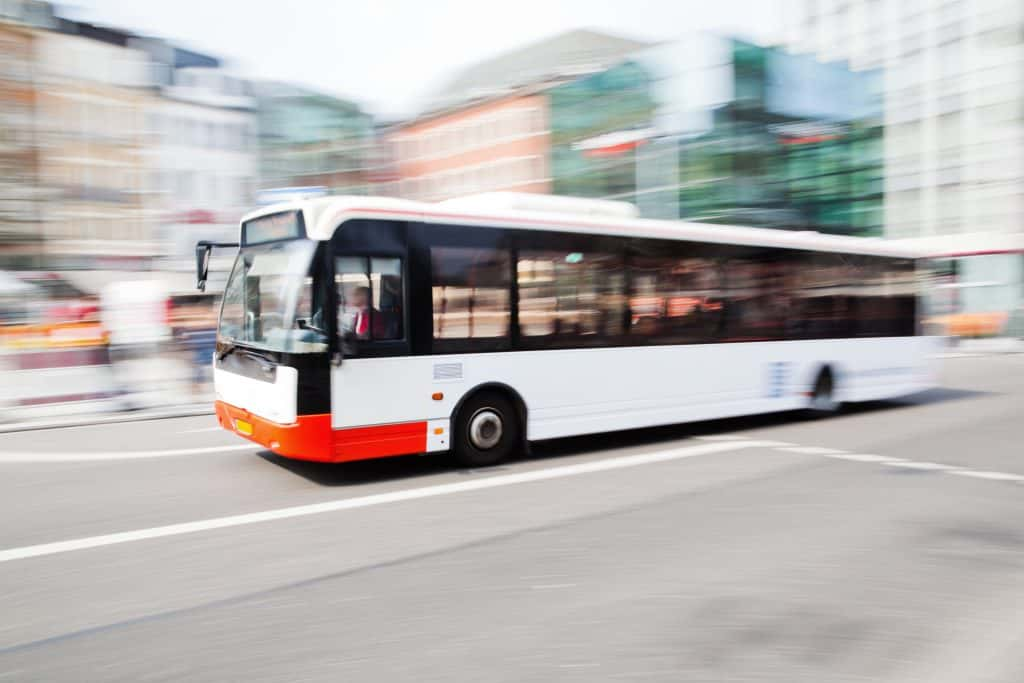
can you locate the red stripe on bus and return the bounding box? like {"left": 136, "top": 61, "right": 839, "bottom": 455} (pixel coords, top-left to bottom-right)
{"left": 215, "top": 401, "right": 428, "bottom": 463}
{"left": 216, "top": 401, "right": 333, "bottom": 461}
{"left": 333, "top": 421, "right": 427, "bottom": 462}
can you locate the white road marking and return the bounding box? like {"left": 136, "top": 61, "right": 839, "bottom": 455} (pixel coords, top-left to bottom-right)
{"left": 822, "top": 453, "right": 904, "bottom": 463}
{"left": 949, "top": 470, "right": 1024, "bottom": 482}
{"left": 776, "top": 446, "right": 846, "bottom": 455}
{"left": 884, "top": 461, "right": 958, "bottom": 471}
{"left": 694, "top": 435, "right": 747, "bottom": 442}
{"left": 182, "top": 427, "right": 223, "bottom": 434}
{"left": 531, "top": 583, "right": 578, "bottom": 590}
{"left": 0, "top": 440, "right": 773, "bottom": 564}
{"left": 557, "top": 663, "right": 600, "bottom": 668}
{"left": 777, "top": 444, "right": 1023, "bottom": 485}
{"left": 0, "top": 444, "right": 260, "bottom": 463}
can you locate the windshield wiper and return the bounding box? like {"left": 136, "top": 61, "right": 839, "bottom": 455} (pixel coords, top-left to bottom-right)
{"left": 216, "top": 342, "right": 274, "bottom": 364}
{"left": 237, "top": 346, "right": 276, "bottom": 365}
{"left": 216, "top": 340, "right": 236, "bottom": 361}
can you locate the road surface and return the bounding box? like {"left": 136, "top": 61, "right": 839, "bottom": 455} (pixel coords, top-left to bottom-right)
{"left": 0, "top": 354, "right": 1022, "bottom": 681}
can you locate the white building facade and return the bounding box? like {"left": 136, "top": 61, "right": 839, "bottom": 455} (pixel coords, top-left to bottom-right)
{"left": 785, "top": 0, "right": 1024, "bottom": 321}
{"left": 32, "top": 25, "right": 154, "bottom": 266}
{"left": 146, "top": 66, "right": 258, "bottom": 262}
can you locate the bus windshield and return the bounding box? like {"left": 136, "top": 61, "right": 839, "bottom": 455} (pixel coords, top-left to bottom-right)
{"left": 218, "top": 239, "right": 326, "bottom": 353}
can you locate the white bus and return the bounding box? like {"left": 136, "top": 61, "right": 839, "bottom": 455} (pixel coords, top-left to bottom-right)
{"left": 198, "top": 192, "right": 934, "bottom": 467}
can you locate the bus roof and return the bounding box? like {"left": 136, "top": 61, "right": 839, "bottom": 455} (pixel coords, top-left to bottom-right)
{"left": 240, "top": 193, "right": 922, "bottom": 259}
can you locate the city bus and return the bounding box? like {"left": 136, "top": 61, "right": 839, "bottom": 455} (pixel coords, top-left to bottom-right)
{"left": 197, "top": 192, "right": 934, "bottom": 467}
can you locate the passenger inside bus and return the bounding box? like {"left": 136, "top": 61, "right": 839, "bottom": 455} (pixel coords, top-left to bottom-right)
{"left": 338, "top": 279, "right": 401, "bottom": 341}
{"left": 342, "top": 286, "right": 374, "bottom": 339}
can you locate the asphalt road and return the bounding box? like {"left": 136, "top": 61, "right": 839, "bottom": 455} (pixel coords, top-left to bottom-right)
{"left": 0, "top": 354, "right": 1022, "bottom": 682}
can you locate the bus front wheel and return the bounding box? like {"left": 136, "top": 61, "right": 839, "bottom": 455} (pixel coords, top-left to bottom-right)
{"left": 452, "top": 391, "right": 521, "bottom": 468}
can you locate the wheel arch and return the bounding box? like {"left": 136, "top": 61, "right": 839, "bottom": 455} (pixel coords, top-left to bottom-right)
{"left": 806, "top": 362, "right": 841, "bottom": 413}
{"left": 450, "top": 382, "right": 529, "bottom": 444}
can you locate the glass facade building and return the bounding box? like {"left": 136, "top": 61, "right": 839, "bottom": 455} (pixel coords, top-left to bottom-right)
{"left": 556, "top": 36, "right": 885, "bottom": 237}
{"left": 696, "top": 41, "right": 884, "bottom": 236}
{"left": 256, "top": 83, "right": 376, "bottom": 196}
{"left": 547, "top": 61, "right": 658, "bottom": 200}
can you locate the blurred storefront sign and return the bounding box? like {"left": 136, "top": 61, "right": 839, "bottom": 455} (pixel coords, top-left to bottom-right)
{"left": 573, "top": 128, "right": 654, "bottom": 157}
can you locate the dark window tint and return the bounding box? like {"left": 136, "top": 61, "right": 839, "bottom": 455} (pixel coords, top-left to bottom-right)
{"left": 851, "top": 257, "right": 917, "bottom": 336}
{"left": 431, "top": 247, "right": 511, "bottom": 345}
{"left": 721, "top": 251, "right": 793, "bottom": 341}
{"left": 792, "top": 252, "right": 856, "bottom": 339}
{"left": 630, "top": 252, "right": 724, "bottom": 343}
{"left": 336, "top": 256, "right": 404, "bottom": 342}
{"left": 517, "top": 250, "right": 626, "bottom": 345}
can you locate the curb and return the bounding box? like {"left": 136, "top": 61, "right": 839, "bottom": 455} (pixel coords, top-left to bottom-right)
{"left": 0, "top": 405, "right": 215, "bottom": 434}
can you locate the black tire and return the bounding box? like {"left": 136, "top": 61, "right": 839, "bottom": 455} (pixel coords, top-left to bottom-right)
{"left": 452, "top": 391, "right": 521, "bottom": 468}
{"left": 806, "top": 368, "right": 839, "bottom": 417}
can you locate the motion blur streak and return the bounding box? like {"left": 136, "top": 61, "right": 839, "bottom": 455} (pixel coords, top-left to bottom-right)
{"left": 0, "top": 439, "right": 765, "bottom": 563}
{"left": 1, "top": 1, "right": 1022, "bottom": 425}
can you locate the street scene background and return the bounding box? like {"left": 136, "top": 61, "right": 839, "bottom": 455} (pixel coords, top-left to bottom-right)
{"left": 1, "top": 2, "right": 1024, "bottom": 681}
{"left": 1, "top": 0, "right": 1022, "bottom": 424}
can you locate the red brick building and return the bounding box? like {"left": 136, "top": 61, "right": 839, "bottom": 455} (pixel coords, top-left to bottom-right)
{"left": 387, "top": 29, "right": 649, "bottom": 202}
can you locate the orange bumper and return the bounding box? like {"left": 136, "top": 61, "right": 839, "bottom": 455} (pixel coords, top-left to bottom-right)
{"left": 215, "top": 401, "right": 428, "bottom": 463}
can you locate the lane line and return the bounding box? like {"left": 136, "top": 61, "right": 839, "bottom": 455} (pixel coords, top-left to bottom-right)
{"left": 0, "top": 440, "right": 774, "bottom": 564}
{"left": 884, "top": 461, "right": 958, "bottom": 471}
{"left": 776, "top": 446, "right": 846, "bottom": 455}
{"left": 821, "top": 453, "right": 904, "bottom": 463}
{"left": 948, "top": 470, "right": 1024, "bottom": 483}
{"left": 697, "top": 435, "right": 796, "bottom": 448}
{"left": 785, "top": 446, "right": 1023, "bottom": 485}
{"left": 694, "top": 435, "right": 747, "bottom": 442}
{"left": 0, "top": 444, "right": 261, "bottom": 463}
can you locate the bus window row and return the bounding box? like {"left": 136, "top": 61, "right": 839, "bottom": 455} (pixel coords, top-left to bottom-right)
{"left": 428, "top": 244, "right": 917, "bottom": 351}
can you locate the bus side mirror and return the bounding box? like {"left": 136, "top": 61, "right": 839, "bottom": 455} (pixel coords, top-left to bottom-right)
{"left": 195, "top": 243, "right": 212, "bottom": 292}
{"left": 195, "top": 240, "right": 239, "bottom": 292}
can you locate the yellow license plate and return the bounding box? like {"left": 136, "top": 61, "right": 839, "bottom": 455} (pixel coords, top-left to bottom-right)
{"left": 235, "top": 419, "right": 253, "bottom": 436}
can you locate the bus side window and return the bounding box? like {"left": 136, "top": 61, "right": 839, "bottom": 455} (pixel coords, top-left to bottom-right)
{"left": 335, "top": 256, "right": 404, "bottom": 344}
{"left": 430, "top": 247, "right": 511, "bottom": 345}
{"left": 517, "top": 250, "right": 626, "bottom": 344}
{"left": 629, "top": 253, "right": 722, "bottom": 344}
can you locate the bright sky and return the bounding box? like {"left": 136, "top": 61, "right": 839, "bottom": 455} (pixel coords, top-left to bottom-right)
{"left": 61, "top": 0, "right": 784, "bottom": 119}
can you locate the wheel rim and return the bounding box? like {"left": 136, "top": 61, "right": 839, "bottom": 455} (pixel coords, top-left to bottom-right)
{"left": 468, "top": 409, "right": 503, "bottom": 450}
{"left": 812, "top": 376, "right": 835, "bottom": 411}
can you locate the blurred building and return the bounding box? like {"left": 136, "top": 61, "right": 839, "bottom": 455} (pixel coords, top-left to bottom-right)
{"left": 31, "top": 18, "right": 152, "bottom": 269}
{"left": 638, "top": 36, "right": 884, "bottom": 235}
{"left": 255, "top": 82, "right": 376, "bottom": 197}
{"left": 0, "top": 1, "right": 55, "bottom": 269}
{"left": 142, "top": 52, "right": 258, "bottom": 264}
{"left": 388, "top": 29, "right": 652, "bottom": 202}
{"left": 548, "top": 61, "right": 658, "bottom": 201}
{"left": 786, "top": 0, "right": 1024, "bottom": 316}
{"left": 0, "top": 20, "right": 42, "bottom": 268}
{"left": 390, "top": 30, "right": 883, "bottom": 238}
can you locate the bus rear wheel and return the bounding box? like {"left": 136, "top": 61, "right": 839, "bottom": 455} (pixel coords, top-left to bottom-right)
{"left": 807, "top": 368, "right": 839, "bottom": 417}
{"left": 453, "top": 391, "right": 520, "bottom": 468}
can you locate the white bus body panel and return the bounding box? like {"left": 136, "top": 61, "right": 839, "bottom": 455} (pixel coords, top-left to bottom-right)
{"left": 331, "top": 337, "right": 938, "bottom": 443}
{"left": 214, "top": 365, "right": 298, "bottom": 425}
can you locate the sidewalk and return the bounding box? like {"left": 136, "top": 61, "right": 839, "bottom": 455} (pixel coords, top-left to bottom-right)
{"left": 939, "top": 337, "right": 1024, "bottom": 357}
{"left": 0, "top": 352, "right": 214, "bottom": 433}
{"left": 0, "top": 401, "right": 214, "bottom": 434}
